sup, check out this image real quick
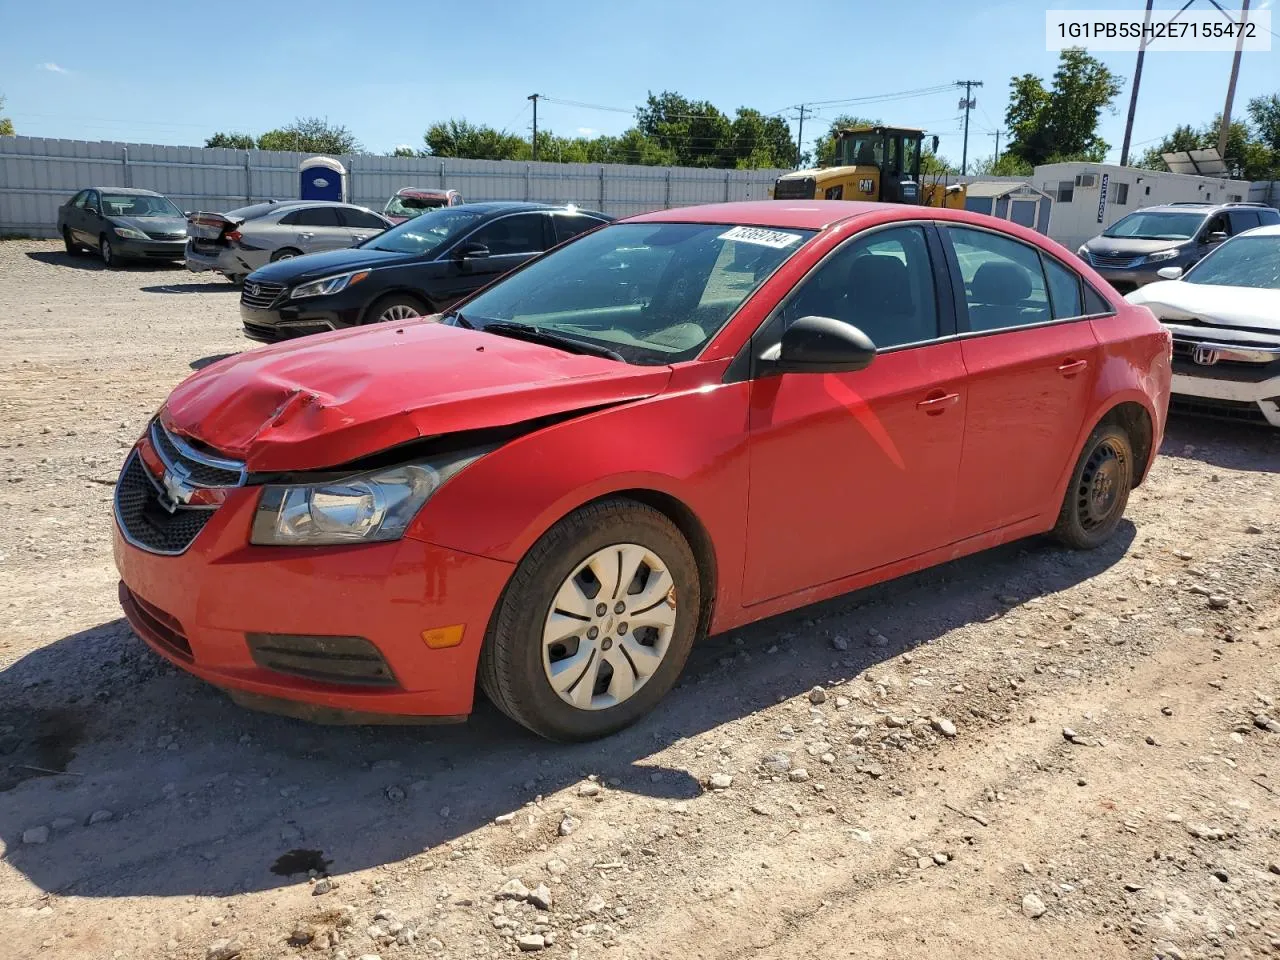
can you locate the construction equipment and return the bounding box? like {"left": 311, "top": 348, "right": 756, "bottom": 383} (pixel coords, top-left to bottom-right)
{"left": 772, "top": 125, "right": 966, "bottom": 209}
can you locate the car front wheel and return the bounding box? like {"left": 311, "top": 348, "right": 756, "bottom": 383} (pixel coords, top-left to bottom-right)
{"left": 1053, "top": 421, "right": 1134, "bottom": 549}
{"left": 479, "top": 498, "right": 701, "bottom": 741}
{"left": 365, "top": 294, "right": 427, "bottom": 325}
{"left": 99, "top": 234, "right": 117, "bottom": 268}
{"left": 63, "top": 227, "right": 84, "bottom": 256}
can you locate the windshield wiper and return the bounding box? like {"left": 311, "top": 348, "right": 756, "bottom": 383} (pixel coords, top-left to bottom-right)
{"left": 480, "top": 320, "right": 625, "bottom": 362}
{"left": 441, "top": 309, "right": 474, "bottom": 328}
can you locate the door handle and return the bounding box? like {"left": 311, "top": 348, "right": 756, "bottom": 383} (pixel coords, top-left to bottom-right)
{"left": 298, "top": 232, "right": 314, "bottom": 240}
{"left": 1057, "top": 358, "right": 1089, "bottom": 376}
{"left": 916, "top": 391, "right": 960, "bottom": 414}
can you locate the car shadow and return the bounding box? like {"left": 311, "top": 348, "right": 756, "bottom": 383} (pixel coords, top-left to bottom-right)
{"left": 140, "top": 282, "right": 235, "bottom": 295}
{"left": 1162, "top": 412, "right": 1280, "bottom": 473}
{"left": 24, "top": 251, "right": 185, "bottom": 273}
{"left": 189, "top": 353, "right": 239, "bottom": 370}
{"left": 0, "top": 524, "right": 1134, "bottom": 899}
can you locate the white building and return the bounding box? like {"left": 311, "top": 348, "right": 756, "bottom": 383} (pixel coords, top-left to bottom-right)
{"left": 1031, "top": 161, "right": 1253, "bottom": 252}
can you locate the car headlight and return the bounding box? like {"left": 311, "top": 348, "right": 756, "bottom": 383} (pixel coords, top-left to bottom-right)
{"left": 1144, "top": 248, "right": 1179, "bottom": 263}
{"left": 289, "top": 270, "right": 370, "bottom": 299}
{"left": 250, "top": 451, "right": 485, "bottom": 546}
{"left": 113, "top": 225, "right": 149, "bottom": 240}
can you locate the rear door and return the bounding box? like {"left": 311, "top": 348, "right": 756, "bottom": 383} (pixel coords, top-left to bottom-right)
{"left": 339, "top": 207, "right": 391, "bottom": 246}
{"left": 1226, "top": 209, "right": 1261, "bottom": 236}
{"left": 433, "top": 212, "right": 553, "bottom": 305}
{"left": 284, "top": 206, "right": 349, "bottom": 254}
{"left": 942, "top": 224, "right": 1101, "bottom": 538}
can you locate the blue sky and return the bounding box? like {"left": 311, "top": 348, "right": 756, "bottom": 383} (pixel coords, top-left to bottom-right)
{"left": 1, "top": 0, "right": 1275, "bottom": 167}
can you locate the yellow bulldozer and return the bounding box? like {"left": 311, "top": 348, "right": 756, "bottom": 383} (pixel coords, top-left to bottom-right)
{"left": 772, "top": 125, "right": 966, "bottom": 209}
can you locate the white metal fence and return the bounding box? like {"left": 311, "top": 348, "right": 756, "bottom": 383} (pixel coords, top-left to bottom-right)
{"left": 0, "top": 136, "right": 788, "bottom": 237}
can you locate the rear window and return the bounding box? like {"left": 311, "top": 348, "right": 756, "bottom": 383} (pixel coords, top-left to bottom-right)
{"left": 226, "top": 201, "right": 303, "bottom": 222}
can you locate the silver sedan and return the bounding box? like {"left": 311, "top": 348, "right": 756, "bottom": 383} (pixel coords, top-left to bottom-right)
{"left": 184, "top": 200, "right": 392, "bottom": 284}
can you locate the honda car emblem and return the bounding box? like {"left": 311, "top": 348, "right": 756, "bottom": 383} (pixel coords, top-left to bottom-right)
{"left": 1192, "top": 345, "right": 1220, "bottom": 366}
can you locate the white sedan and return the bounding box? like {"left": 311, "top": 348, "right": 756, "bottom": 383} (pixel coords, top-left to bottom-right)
{"left": 1126, "top": 224, "right": 1280, "bottom": 427}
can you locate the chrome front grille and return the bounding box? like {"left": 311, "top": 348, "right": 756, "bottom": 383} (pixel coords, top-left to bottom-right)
{"left": 1087, "top": 253, "right": 1144, "bottom": 269}
{"left": 240, "top": 281, "right": 286, "bottom": 310}
{"left": 145, "top": 230, "right": 186, "bottom": 240}
{"left": 149, "top": 421, "right": 245, "bottom": 487}
{"left": 114, "top": 453, "right": 217, "bottom": 555}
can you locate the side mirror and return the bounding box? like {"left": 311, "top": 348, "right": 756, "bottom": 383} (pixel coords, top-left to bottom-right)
{"left": 761, "top": 315, "right": 877, "bottom": 375}
{"left": 453, "top": 241, "right": 490, "bottom": 261}
{"left": 1204, "top": 231, "right": 1228, "bottom": 244}
{"left": 87, "top": 206, "right": 100, "bottom": 216}
{"left": 1156, "top": 265, "right": 1184, "bottom": 281}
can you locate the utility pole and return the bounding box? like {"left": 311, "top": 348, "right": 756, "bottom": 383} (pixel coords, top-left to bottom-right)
{"left": 794, "top": 104, "right": 807, "bottom": 168}
{"left": 992, "top": 129, "right": 1001, "bottom": 169}
{"left": 1217, "top": 0, "right": 1250, "bottom": 162}
{"left": 1119, "top": 0, "right": 1155, "bottom": 166}
{"left": 956, "top": 80, "right": 983, "bottom": 176}
{"left": 528, "top": 93, "right": 540, "bottom": 162}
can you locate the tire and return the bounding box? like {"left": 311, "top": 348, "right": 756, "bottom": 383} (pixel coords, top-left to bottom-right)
{"left": 479, "top": 498, "right": 702, "bottom": 741}
{"left": 270, "top": 248, "right": 302, "bottom": 262}
{"left": 99, "top": 234, "right": 117, "bottom": 269}
{"left": 1052, "top": 421, "right": 1134, "bottom": 550}
{"left": 63, "top": 227, "right": 84, "bottom": 257}
{"left": 223, "top": 274, "right": 245, "bottom": 287}
{"left": 363, "top": 293, "right": 428, "bottom": 325}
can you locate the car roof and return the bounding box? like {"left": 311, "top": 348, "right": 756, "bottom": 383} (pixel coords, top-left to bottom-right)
{"left": 624, "top": 200, "right": 883, "bottom": 230}
{"left": 396, "top": 188, "right": 456, "bottom": 197}
{"left": 1240, "top": 223, "right": 1280, "bottom": 236}
{"left": 84, "top": 187, "right": 165, "bottom": 196}
{"left": 1133, "top": 203, "right": 1269, "bottom": 214}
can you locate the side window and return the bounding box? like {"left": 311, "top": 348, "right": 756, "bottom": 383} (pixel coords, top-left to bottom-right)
{"left": 1082, "top": 283, "right": 1113, "bottom": 316}
{"left": 70, "top": 190, "right": 89, "bottom": 208}
{"left": 947, "top": 226, "right": 1051, "bottom": 332}
{"left": 779, "top": 225, "right": 940, "bottom": 350}
{"left": 1042, "top": 255, "right": 1084, "bottom": 320}
{"left": 1113, "top": 182, "right": 1129, "bottom": 205}
{"left": 1202, "top": 214, "right": 1228, "bottom": 238}
{"left": 468, "top": 213, "right": 549, "bottom": 255}
{"left": 341, "top": 208, "right": 389, "bottom": 230}
{"left": 290, "top": 206, "right": 343, "bottom": 228}
{"left": 85, "top": 190, "right": 101, "bottom": 212}
{"left": 553, "top": 215, "right": 604, "bottom": 245}
{"left": 1056, "top": 180, "right": 1074, "bottom": 203}
{"left": 824, "top": 185, "right": 844, "bottom": 200}
{"left": 1227, "top": 210, "right": 1260, "bottom": 234}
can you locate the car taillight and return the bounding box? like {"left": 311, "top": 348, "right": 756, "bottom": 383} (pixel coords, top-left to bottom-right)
{"left": 225, "top": 230, "right": 242, "bottom": 243}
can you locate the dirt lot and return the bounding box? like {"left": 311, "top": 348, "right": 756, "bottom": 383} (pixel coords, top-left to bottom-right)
{"left": 1, "top": 238, "right": 1279, "bottom": 960}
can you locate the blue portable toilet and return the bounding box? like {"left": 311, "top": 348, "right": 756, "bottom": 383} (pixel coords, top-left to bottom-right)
{"left": 298, "top": 156, "right": 347, "bottom": 202}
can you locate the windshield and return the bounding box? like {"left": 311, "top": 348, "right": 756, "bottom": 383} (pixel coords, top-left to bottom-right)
{"left": 1103, "top": 211, "right": 1205, "bottom": 240}
{"left": 453, "top": 222, "right": 816, "bottom": 365}
{"left": 384, "top": 194, "right": 448, "bottom": 218}
{"left": 363, "top": 206, "right": 485, "bottom": 255}
{"left": 1183, "top": 235, "right": 1280, "bottom": 289}
{"left": 101, "top": 193, "right": 182, "bottom": 218}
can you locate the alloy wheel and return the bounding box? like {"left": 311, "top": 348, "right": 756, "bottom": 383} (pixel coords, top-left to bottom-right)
{"left": 100, "top": 237, "right": 113, "bottom": 266}
{"left": 377, "top": 303, "right": 421, "bottom": 323}
{"left": 541, "top": 543, "right": 677, "bottom": 711}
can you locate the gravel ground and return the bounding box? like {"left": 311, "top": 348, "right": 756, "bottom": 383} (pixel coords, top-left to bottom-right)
{"left": 1, "top": 238, "right": 1279, "bottom": 960}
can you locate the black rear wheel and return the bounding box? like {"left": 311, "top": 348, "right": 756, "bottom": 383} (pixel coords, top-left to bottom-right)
{"left": 63, "top": 227, "right": 84, "bottom": 257}
{"left": 1053, "top": 422, "right": 1133, "bottom": 550}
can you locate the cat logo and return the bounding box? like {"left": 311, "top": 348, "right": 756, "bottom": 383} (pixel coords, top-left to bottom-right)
{"left": 858, "top": 178, "right": 875, "bottom": 194}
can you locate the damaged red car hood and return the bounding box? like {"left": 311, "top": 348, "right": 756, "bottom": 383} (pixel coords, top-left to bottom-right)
{"left": 161, "top": 321, "right": 672, "bottom": 472}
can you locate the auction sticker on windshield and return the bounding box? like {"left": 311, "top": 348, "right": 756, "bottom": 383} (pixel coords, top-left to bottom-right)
{"left": 718, "top": 226, "right": 804, "bottom": 249}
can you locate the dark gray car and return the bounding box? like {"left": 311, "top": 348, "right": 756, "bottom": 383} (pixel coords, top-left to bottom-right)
{"left": 1077, "top": 201, "right": 1280, "bottom": 293}
{"left": 58, "top": 187, "right": 188, "bottom": 267}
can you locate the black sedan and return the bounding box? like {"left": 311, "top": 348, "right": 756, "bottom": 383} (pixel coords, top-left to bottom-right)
{"left": 239, "top": 202, "right": 611, "bottom": 343}
{"left": 58, "top": 187, "right": 188, "bottom": 267}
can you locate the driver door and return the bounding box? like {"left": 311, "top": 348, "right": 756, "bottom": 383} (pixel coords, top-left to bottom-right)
{"left": 742, "top": 223, "right": 967, "bottom": 605}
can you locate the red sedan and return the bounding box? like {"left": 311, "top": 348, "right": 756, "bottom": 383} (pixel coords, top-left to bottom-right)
{"left": 113, "top": 201, "right": 1171, "bottom": 741}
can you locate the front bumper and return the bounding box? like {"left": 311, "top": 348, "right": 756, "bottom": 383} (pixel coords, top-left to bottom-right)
{"left": 240, "top": 298, "right": 364, "bottom": 343}
{"left": 115, "top": 237, "right": 187, "bottom": 261}
{"left": 1087, "top": 261, "right": 1185, "bottom": 293}
{"left": 1169, "top": 366, "right": 1280, "bottom": 427}
{"left": 112, "top": 476, "right": 515, "bottom": 719}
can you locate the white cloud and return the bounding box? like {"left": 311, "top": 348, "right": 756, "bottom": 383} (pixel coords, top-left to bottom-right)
{"left": 37, "top": 62, "right": 68, "bottom": 74}
{"left": 577, "top": 127, "right": 598, "bottom": 137}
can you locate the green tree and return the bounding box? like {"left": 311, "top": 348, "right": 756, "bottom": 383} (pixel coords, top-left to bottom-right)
{"left": 1247, "top": 94, "right": 1280, "bottom": 153}
{"left": 1004, "top": 48, "right": 1122, "bottom": 166}
{"left": 1137, "top": 111, "right": 1278, "bottom": 180}
{"left": 423, "top": 119, "right": 529, "bottom": 160}
{"left": 725, "top": 108, "right": 794, "bottom": 169}
{"left": 205, "top": 131, "right": 255, "bottom": 149}
{"left": 0, "top": 94, "right": 14, "bottom": 136}
{"left": 390, "top": 145, "right": 417, "bottom": 157}
{"left": 257, "top": 117, "right": 360, "bottom": 154}
{"left": 635, "top": 91, "right": 731, "bottom": 167}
